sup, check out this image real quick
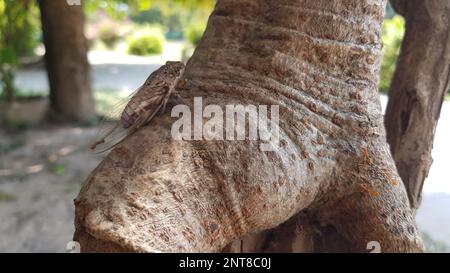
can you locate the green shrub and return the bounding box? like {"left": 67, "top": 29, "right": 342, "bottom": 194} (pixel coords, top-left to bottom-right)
{"left": 99, "top": 25, "right": 121, "bottom": 49}
{"left": 186, "top": 23, "right": 206, "bottom": 46}
{"left": 0, "top": 1, "right": 41, "bottom": 58}
{"left": 127, "top": 28, "right": 165, "bottom": 56}
{"left": 131, "top": 7, "right": 164, "bottom": 25}
{"left": 380, "top": 15, "right": 405, "bottom": 92}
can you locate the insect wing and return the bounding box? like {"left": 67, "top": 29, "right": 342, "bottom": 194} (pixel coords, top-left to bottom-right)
{"left": 90, "top": 61, "right": 183, "bottom": 154}
{"left": 91, "top": 89, "right": 141, "bottom": 153}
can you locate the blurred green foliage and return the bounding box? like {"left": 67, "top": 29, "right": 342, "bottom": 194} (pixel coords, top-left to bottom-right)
{"left": 128, "top": 0, "right": 213, "bottom": 41}
{"left": 186, "top": 23, "right": 206, "bottom": 46}
{"left": 85, "top": 0, "right": 215, "bottom": 19}
{"left": 0, "top": 0, "right": 41, "bottom": 101}
{"left": 380, "top": 15, "right": 405, "bottom": 92}
{"left": 51, "top": 164, "right": 66, "bottom": 175}
{"left": 0, "top": 0, "right": 40, "bottom": 58}
{"left": 128, "top": 27, "right": 165, "bottom": 55}
{"left": 99, "top": 25, "right": 121, "bottom": 49}
{"left": 131, "top": 6, "right": 164, "bottom": 25}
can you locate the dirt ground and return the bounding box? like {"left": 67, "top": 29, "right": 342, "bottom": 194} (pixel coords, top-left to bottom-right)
{"left": 0, "top": 125, "right": 104, "bottom": 252}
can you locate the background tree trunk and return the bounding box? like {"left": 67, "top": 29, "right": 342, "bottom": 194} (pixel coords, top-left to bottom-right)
{"left": 38, "top": 0, "right": 95, "bottom": 123}
{"left": 385, "top": 0, "right": 450, "bottom": 210}
{"left": 74, "top": 0, "right": 422, "bottom": 253}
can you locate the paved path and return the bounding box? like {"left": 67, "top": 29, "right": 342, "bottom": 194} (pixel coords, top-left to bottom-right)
{"left": 15, "top": 41, "right": 184, "bottom": 95}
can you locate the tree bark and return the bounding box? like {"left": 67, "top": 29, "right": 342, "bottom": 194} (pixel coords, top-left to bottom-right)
{"left": 235, "top": 0, "right": 450, "bottom": 253}
{"left": 74, "top": 0, "right": 423, "bottom": 253}
{"left": 385, "top": 0, "right": 450, "bottom": 210}
{"left": 38, "top": 0, "right": 95, "bottom": 122}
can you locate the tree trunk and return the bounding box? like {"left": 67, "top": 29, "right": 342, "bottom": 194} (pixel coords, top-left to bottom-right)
{"left": 74, "top": 0, "right": 423, "bottom": 253}
{"left": 384, "top": 0, "right": 450, "bottom": 210}
{"left": 233, "top": 0, "right": 450, "bottom": 253}
{"left": 38, "top": 0, "right": 95, "bottom": 122}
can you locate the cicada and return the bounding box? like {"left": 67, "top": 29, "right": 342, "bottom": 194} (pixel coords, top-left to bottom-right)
{"left": 91, "top": 61, "right": 186, "bottom": 153}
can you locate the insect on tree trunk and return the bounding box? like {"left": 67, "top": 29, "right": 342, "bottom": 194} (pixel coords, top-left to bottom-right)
{"left": 38, "top": 0, "right": 95, "bottom": 123}
{"left": 74, "top": 0, "right": 423, "bottom": 253}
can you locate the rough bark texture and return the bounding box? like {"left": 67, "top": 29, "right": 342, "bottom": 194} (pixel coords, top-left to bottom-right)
{"left": 74, "top": 0, "right": 423, "bottom": 253}
{"left": 38, "top": 0, "right": 95, "bottom": 122}
{"left": 234, "top": 0, "right": 450, "bottom": 253}
{"left": 385, "top": 0, "right": 450, "bottom": 210}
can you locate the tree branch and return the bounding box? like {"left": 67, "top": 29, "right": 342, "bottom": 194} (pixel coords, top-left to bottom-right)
{"left": 385, "top": 0, "right": 450, "bottom": 210}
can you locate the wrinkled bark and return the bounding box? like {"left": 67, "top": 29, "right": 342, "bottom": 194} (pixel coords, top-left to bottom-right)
{"left": 235, "top": 0, "right": 450, "bottom": 253}
{"left": 38, "top": 0, "right": 95, "bottom": 122}
{"left": 385, "top": 0, "right": 450, "bottom": 210}
{"left": 74, "top": 0, "right": 423, "bottom": 253}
